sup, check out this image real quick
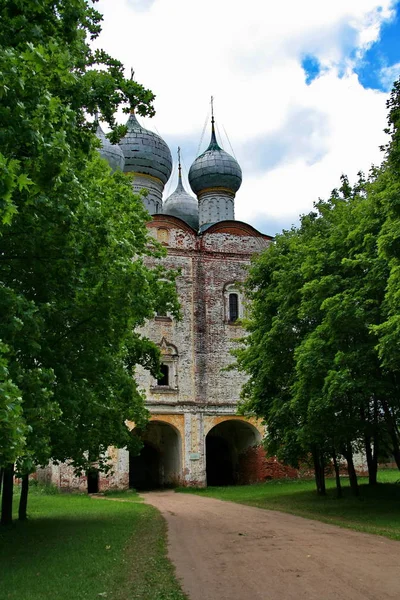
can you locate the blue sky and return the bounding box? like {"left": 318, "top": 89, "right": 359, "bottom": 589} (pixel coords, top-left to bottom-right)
{"left": 302, "top": 2, "right": 400, "bottom": 92}
{"left": 356, "top": 4, "right": 400, "bottom": 90}
{"left": 95, "top": 0, "right": 400, "bottom": 235}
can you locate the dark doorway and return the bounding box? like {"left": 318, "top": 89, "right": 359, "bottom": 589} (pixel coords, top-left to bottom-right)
{"left": 206, "top": 436, "right": 234, "bottom": 486}
{"left": 129, "top": 421, "right": 181, "bottom": 489}
{"left": 87, "top": 469, "right": 99, "bottom": 493}
{"left": 206, "top": 420, "right": 262, "bottom": 487}
{"left": 129, "top": 443, "right": 160, "bottom": 490}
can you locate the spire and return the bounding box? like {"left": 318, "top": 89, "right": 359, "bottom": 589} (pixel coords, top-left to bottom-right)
{"left": 168, "top": 145, "right": 191, "bottom": 195}
{"left": 208, "top": 95, "right": 220, "bottom": 151}
{"left": 176, "top": 146, "right": 184, "bottom": 191}
{"left": 126, "top": 109, "right": 141, "bottom": 130}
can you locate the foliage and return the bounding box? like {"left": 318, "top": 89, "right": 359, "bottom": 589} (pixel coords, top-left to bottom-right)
{"left": 0, "top": 0, "right": 179, "bottom": 493}
{"left": 0, "top": 343, "right": 26, "bottom": 465}
{"left": 235, "top": 78, "right": 400, "bottom": 494}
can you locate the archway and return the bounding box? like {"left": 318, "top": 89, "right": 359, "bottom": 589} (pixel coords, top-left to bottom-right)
{"left": 206, "top": 420, "right": 261, "bottom": 486}
{"left": 129, "top": 421, "right": 181, "bottom": 490}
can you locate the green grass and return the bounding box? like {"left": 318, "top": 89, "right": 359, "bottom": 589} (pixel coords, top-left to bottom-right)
{"left": 177, "top": 469, "right": 400, "bottom": 541}
{"left": 0, "top": 491, "right": 187, "bottom": 600}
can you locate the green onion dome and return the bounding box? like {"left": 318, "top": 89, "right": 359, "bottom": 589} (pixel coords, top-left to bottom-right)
{"left": 163, "top": 153, "right": 199, "bottom": 230}
{"left": 188, "top": 119, "right": 242, "bottom": 195}
{"left": 120, "top": 111, "right": 172, "bottom": 185}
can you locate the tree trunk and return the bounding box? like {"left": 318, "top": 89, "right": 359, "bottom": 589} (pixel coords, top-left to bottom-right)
{"left": 343, "top": 445, "right": 359, "bottom": 497}
{"left": 1, "top": 464, "right": 14, "bottom": 526}
{"left": 381, "top": 399, "right": 400, "bottom": 469}
{"left": 18, "top": 474, "right": 29, "bottom": 521}
{"left": 312, "top": 447, "right": 326, "bottom": 496}
{"left": 0, "top": 468, "right": 3, "bottom": 496}
{"left": 332, "top": 451, "right": 342, "bottom": 499}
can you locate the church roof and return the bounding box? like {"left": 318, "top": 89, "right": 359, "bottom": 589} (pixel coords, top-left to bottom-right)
{"left": 188, "top": 118, "right": 242, "bottom": 195}
{"left": 163, "top": 149, "right": 199, "bottom": 230}
{"left": 119, "top": 111, "right": 172, "bottom": 184}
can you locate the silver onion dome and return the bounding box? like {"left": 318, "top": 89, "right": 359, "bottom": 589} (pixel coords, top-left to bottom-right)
{"left": 119, "top": 111, "right": 172, "bottom": 185}
{"left": 96, "top": 124, "right": 125, "bottom": 172}
{"left": 163, "top": 148, "right": 199, "bottom": 230}
{"left": 188, "top": 118, "right": 242, "bottom": 195}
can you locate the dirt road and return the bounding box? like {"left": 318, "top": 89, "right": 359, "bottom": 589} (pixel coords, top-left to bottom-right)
{"left": 144, "top": 491, "right": 400, "bottom": 600}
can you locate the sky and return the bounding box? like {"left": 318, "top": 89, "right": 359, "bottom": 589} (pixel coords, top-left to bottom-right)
{"left": 94, "top": 0, "right": 400, "bottom": 235}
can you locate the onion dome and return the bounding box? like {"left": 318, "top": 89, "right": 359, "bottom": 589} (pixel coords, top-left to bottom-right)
{"left": 163, "top": 148, "right": 199, "bottom": 230}
{"left": 188, "top": 117, "right": 242, "bottom": 195}
{"left": 96, "top": 123, "right": 125, "bottom": 172}
{"left": 119, "top": 111, "right": 172, "bottom": 184}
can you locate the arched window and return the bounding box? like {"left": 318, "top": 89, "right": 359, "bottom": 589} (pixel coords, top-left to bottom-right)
{"left": 151, "top": 338, "right": 179, "bottom": 392}
{"left": 229, "top": 293, "right": 239, "bottom": 322}
{"left": 223, "top": 283, "right": 243, "bottom": 324}
{"left": 157, "top": 364, "right": 169, "bottom": 386}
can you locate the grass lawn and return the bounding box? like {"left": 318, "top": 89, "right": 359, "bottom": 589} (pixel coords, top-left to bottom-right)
{"left": 0, "top": 489, "right": 187, "bottom": 600}
{"left": 178, "top": 469, "right": 400, "bottom": 541}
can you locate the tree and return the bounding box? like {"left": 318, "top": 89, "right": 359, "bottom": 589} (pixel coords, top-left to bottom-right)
{"left": 0, "top": 0, "right": 179, "bottom": 523}
{"left": 236, "top": 165, "right": 400, "bottom": 496}
{"left": 373, "top": 80, "right": 400, "bottom": 467}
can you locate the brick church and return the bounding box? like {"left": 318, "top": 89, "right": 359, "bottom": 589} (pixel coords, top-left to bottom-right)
{"left": 40, "top": 110, "right": 297, "bottom": 491}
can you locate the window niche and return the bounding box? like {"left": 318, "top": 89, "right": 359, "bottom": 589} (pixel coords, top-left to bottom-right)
{"left": 229, "top": 293, "right": 239, "bottom": 322}
{"left": 224, "top": 283, "right": 243, "bottom": 324}
{"left": 151, "top": 338, "right": 179, "bottom": 393}
{"left": 156, "top": 227, "right": 170, "bottom": 245}
{"left": 157, "top": 364, "right": 169, "bottom": 386}
{"left": 155, "top": 311, "right": 172, "bottom": 323}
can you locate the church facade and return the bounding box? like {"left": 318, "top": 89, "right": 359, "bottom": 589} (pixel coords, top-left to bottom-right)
{"left": 40, "top": 110, "right": 286, "bottom": 491}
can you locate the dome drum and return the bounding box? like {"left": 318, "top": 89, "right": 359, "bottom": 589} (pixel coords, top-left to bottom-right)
{"left": 132, "top": 173, "right": 164, "bottom": 215}
{"left": 198, "top": 190, "right": 235, "bottom": 226}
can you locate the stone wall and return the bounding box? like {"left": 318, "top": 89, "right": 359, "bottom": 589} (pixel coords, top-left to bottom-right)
{"left": 238, "top": 446, "right": 298, "bottom": 484}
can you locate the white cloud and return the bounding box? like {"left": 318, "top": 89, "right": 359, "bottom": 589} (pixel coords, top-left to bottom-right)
{"left": 94, "top": 0, "right": 397, "bottom": 233}
{"left": 380, "top": 62, "right": 400, "bottom": 91}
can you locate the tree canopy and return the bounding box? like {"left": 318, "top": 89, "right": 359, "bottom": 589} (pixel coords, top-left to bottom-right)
{"left": 235, "top": 79, "right": 400, "bottom": 496}
{"left": 0, "top": 0, "right": 179, "bottom": 524}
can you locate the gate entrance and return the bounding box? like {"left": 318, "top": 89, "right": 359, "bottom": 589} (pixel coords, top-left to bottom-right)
{"left": 129, "top": 421, "right": 181, "bottom": 490}
{"left": 206, "top": 420, "right": 261, "bottom": 486}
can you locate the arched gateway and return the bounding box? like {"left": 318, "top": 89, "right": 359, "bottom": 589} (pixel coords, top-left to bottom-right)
{"left": 206, "top": 420, "right": 262, "bottom": 486}
{"left": 129, "top": 421, "right": 182, "bottom": 490}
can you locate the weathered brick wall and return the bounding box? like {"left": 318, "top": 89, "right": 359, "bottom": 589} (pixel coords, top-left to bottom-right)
{"left": 135, "top": 250, "right": 197, "bottom": 405}
{"left": 139, "top": 217, "right": 272, "bottom": 409}
{"left": 238, "top": 446, "right": 298, "bottom": 484}
{"left": 135, "top": 216, "right": 272, "bottom": 485}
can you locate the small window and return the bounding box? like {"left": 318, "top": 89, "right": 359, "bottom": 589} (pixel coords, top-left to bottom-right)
{"left": 157, "top": 364, "right": 169, "bottom": 386}
{"left": 229, "top": 293, "right": 239, "bottom": 322}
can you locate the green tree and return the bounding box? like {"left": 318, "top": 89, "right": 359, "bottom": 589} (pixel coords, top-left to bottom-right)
{"left": 373, "top": 80, "right": 400, "bottom": 465}
{"left": 0, "top": 0, "right": 179, "bottom": 524}
{"left": 236, "top": 167, "right": 399, "bottom": 496}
